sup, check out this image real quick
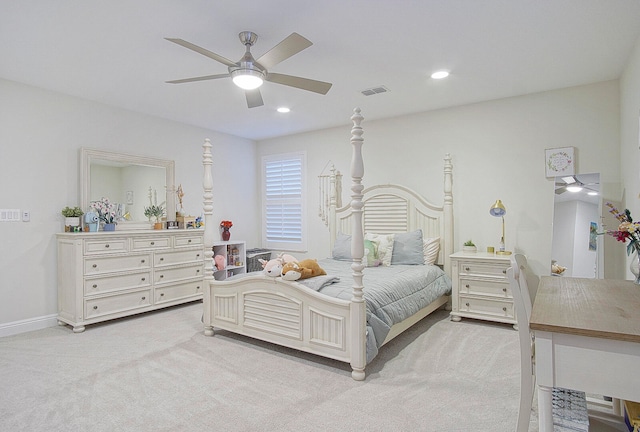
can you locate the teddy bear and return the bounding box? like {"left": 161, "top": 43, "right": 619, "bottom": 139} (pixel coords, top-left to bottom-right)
{"left": 258, "top": 253, "right": 298, "bottom": 277}
{"left": 281, "top": 259, "right": 327, "bottom": 281}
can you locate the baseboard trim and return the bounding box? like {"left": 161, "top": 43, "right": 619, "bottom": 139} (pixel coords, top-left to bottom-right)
{"left": 0, "top": 314, "right": 58, "bottom": 338}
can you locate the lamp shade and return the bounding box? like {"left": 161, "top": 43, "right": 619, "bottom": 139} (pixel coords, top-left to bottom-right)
{"left": 231, "top": 69, "right": 265, "bottom": 90}
{"left": 489, "top": 199, "right": 506, "bottom": 217}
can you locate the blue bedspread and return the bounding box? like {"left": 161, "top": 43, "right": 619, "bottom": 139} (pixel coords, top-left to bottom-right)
{"left": 299, "top": 259, "right": 452, "bottom": 363}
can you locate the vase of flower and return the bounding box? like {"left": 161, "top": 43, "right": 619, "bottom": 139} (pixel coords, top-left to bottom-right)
{"left": 220, "top": 220, "right": 233, "bottom": 241}
{"left": 604, "top": 203, "right": 640, "bottom": 284}
{"left": 91, "top": 197, "right": 118, "bottom": 232}
{"left": 103, "top": 223, "right": 116, "bottom": 231}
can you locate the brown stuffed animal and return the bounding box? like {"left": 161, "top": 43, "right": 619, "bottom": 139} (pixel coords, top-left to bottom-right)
{"left": 281, "top": 259, "right": 326, "bottom": 281}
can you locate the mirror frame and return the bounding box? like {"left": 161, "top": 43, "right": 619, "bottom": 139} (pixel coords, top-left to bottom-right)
{"left": 80, "top": 148, "right": 176, "bottom": 229}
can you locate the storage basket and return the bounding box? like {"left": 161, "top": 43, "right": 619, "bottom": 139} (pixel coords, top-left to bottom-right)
{"left": 246, "top": 249, "right": 272, "bottom": 273}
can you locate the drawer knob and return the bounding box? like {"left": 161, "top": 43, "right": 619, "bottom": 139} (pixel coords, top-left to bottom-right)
{"left": 160, "top": 258, "right": 164, "bottom": 261}
{"left": 503, "top": 307, "right": 507, "bottom": 312}
{"left": 150, "top": 241, "right": 155, "bottom": 245}
{"left": 196, "top": 254, "right": 200, "bottom": 258}
{"left": 160, "top": 293, "right": 164, "bottom": 297}
{"left": 105, "top": 244, "right": 110, "bottom": 248}
{"left": 196, "top": 286, "right": 200, "bottom": 290}
{"left": 196, "top": 269, "right": 200, "bottom": 273}
{"left": 465, "top": 284, "right": 470, "bottom": 289}
{"left": 93, "top": 305, "right": 98, "bottom": 310}
{"left": 502, "top": 269, "right": 506, "bottom": 274}
{"left": 92, "top": 284, "right": 97, "bottom": 288}
{"left": 464, "top": 266, "right": 470, "bottom": 271}
{"left": 141, "top": 296, "right": 146, "bottom": 300}
{"left": 502, "top": 288, "right": 507, "bottom": 292}
{"left": 141, "top": 277, "right": 145, "bottom": 281}
{"left": 160, "top": 275, "right": 164, "bottom": 278}
{"left": 92, "top": 264, "right": 97, "bottom": 268}
{"left": 141, "top": 259, "right": 145, "bottom": 263}
{"left": 188, "top": 239, "right": 192, "bottom": 243}
{"left": 465, "top": 302, "right": 470, "bottom": 307}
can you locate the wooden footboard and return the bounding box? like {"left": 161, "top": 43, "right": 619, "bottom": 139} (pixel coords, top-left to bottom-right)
{"left": 203, "top": 275, "right": 358, "bottom": 364}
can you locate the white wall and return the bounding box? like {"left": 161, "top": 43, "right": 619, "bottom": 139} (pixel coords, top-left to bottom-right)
{"left": 620, "top": 35, "right": 640, "bottom": 279}
{"left": 0, "top": 78, "right": 260, "bottom": 331}
{"left": 257, "top": 80, "right": 621, "bottom": 284}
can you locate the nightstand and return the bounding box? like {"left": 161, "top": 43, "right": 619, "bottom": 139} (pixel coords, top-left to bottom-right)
{"left": 449, "top": 251, "right": 516, "bottom": 328}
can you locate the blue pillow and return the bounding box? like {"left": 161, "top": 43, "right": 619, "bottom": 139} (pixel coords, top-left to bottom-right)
{"left": 391, "top": 229, "right": 425, "bottom": 265}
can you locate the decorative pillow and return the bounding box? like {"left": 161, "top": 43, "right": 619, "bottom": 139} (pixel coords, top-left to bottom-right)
{"left": 365, "top": 233, "right": 395, "bottom": 266}
{"left": 391, "top": 229, "right": 425, "bottom": 265}
{"left": 364, "top": 239, "right": 381, "bottom": 267}
{"left": 423, "top": 237, "right": 441, "bottom": 265}
{"left": 332, "top": 232, "right": 352, "bottom": 261}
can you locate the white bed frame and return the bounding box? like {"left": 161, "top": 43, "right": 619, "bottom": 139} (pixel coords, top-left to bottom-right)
{"left": 201, "top": 108, "right": 453, "bottom": 380}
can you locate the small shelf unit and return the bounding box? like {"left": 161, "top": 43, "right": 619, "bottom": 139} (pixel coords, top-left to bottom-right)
{"left": 212, "top": 240, "right": 246, "bottom": 281}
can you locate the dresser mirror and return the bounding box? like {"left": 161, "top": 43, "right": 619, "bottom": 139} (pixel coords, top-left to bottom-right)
{"left": 80, "top": 148, "right": 176, "bottom": 229}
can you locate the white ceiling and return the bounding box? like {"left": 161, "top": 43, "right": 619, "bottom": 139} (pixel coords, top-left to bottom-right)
{"left": 2, "top": 1, "right": 640, "bottom": 141}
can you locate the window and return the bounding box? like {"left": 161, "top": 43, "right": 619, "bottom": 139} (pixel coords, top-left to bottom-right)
{"left": 262, "top": 153, "right": 306, "bottom": 251}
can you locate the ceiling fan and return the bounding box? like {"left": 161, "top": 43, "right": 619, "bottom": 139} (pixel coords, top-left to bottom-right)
{"left": 165, "top": 31, "right": 332, "bottom": 108}
{"left": 555, "top": 175, "right": 599, "bottom": 195}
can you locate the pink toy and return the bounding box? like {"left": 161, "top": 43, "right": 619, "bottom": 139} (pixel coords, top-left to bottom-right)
{"left": 214, "top": 255, "right": 226, "bottom": 271}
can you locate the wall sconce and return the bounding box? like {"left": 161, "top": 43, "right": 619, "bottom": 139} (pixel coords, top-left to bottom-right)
{"left": 489, "top": 199, "right": 512, "bottom": 255}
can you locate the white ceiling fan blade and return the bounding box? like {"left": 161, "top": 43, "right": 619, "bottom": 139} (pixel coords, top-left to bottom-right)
{"left": 267, "top": 72, "right": 332, "bottom": 95}
{"left": 166, "top": 74, "right": 229, "bottom": 84}
{"left": 165, "top": 38, "right": 237, "bottom": 67}
{"left": 245, "top": 89, "right": 264, "bottom": 108}
{"left": 256, "top": 33, "right": 312, "bottom": 69}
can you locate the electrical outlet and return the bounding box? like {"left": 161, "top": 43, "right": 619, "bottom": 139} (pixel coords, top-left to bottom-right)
{"left": 22, "top": 211, "right": 30, "bottom": 222}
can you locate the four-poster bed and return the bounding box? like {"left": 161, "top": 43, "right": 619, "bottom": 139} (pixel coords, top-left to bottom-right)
{"left": 201, "top": 108, "right": 454, "bottom": 380}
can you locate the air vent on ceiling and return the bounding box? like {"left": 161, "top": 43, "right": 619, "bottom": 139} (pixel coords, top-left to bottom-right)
{"left": 361, "top": 86, "right": 389, "bottom": 96}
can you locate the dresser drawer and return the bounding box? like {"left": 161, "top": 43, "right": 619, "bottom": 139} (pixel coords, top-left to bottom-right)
{"left": 174, "top": 235, "right": 203, "bottom": 248}
{"left": 154, "top": 263, "right": 203, "bottom": 284}
{"left": 84, "top": 254, "right": 151, "bottom": 275}
{"left": 131, "top": 237, "right": 171, "bottom": 250}
{"left": 458, "top": 261, "right": 508, "bottom": 279}
{"left": 458, "top": 296, "right": 514, "bottom": 319}
{"left": 155, "top": 280, "right": 203, "bottom": 304}
{"left": 154, "top": 249, "right": 203, "bottom": 267}
{"left": 458, "top": 278, "right": 511, "bottom": 299}
{"left": 85, "top": 289, "right": 151, "bottom": 319}
{"left": 84, "top": 238, "right": 128, "bottom": 255}
{"left": 84, "top": 271, "right": 151, "bottom": 296}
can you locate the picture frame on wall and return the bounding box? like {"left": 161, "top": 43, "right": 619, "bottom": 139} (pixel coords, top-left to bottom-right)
{"left": 545, "top": 146, "right": 575, "bottom": 178}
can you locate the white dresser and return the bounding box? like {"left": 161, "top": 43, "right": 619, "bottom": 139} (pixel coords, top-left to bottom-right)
{"left": 449, "top": 251, "right": 516, "bottom": 328}
{"left": 57, "top": 229, "right": 204, "bottom": 332}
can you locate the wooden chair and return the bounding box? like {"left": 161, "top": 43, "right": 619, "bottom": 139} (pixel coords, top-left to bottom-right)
{"left": 507, "top": 254, "right": 589, "bottom": 432}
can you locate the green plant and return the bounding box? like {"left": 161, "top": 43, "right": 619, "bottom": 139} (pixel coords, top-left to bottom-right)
{"left": 145, "top": 205, "right": 165, "bottom": 222}
{"left": 61, "top": 206, "right": 84, "bottom": 217}
{"left": 464, "top": 240, "right": 476, "bottom": 247}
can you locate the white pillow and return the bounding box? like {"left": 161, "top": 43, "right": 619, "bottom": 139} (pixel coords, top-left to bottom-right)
{"left": 423, "top": 237, "right": 440, "bottom": 265}
{"left": 365, "top": 233, "right": 395, "bottom": 266}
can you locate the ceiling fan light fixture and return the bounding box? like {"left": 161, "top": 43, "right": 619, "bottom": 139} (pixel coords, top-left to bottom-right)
{"left": 431, "top": 70, "right": 450, "bottom": 79}
{"left": 566, "top": 185, "right": 583, "bottom": 193}
{"left": 231, "top": 69, "right": 264, "bottom": 90}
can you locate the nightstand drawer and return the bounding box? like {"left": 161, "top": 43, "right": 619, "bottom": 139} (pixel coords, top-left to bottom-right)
{"left": 458, "top": 278, "right": 511, "bottom": 299}
{"left": 84, "top": 238, "right": 128, "bottom": 255}
{"left": 459, "top": 296, "right": 514, "bottom": 319}
{"left": 154, "top": 249, "right": 203, "bottom": 267}
{"left": 155, "top": 280, "right": 203, "bottom": 304}
{"left": 174, "top": 235, "right": 203, "bottom": 248}
{"left": 459, "top": 262, "right": 508, "bottom": 279}
{"left": 154, "top": 263, "right": 203, "bottom": 284}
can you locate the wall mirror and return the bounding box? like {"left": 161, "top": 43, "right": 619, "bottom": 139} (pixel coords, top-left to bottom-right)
{"left": 551, "top": 173, "right": 623, "bottom": 279}
{"left": 80, "top": 148, "right": 176, "bottom": 229}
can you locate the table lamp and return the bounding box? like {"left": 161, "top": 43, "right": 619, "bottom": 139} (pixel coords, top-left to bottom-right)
{"left": 489, "top": 199, "right": 511, "bottom": 255}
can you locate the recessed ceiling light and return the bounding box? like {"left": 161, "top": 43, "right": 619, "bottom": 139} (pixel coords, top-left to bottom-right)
{"left": 277, "top": 107, "right": 290, "bottom": 113}
{"left": 431, "top": 70, "right": 449, "bottom": 80}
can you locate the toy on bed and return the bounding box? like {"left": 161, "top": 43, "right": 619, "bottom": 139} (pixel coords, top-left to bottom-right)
{"left": 281, "top": 259, "right": 327, "bottom": 281}
{"left": 214, "top": 255, "right": 226, "bottom": 271}
{"left": 259, "top": 253, "right": 298, "bottom": 277}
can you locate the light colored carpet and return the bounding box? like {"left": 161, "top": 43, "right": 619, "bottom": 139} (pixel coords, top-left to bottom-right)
{"left": 0, "top": 302, "right": 538, "bottom": 432}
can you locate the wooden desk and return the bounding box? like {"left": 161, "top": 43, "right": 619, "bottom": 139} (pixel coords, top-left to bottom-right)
{"left": 530, "top": 277, "right": 640, "bottom": 432}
